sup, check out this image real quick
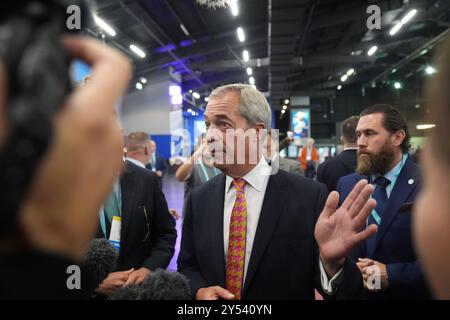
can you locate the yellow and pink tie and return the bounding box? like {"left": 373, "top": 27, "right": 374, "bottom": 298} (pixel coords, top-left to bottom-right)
{"left": 226, "top": 178, "right": 247, "bottom": 300}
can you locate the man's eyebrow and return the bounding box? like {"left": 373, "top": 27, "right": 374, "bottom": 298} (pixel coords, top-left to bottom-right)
{"left": 216, "top": 114, "right": 233, "bottom": 122}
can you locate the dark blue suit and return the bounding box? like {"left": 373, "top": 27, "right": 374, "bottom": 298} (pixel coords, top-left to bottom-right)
{"left": 336, "top": 157, "right": 430, "bottom": 299}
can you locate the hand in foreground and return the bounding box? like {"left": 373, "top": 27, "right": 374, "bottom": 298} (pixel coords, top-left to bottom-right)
{"left": 315, "top": 180, "right": 378, "bottom": 277}
{"left": 96, "top": 269, "right": 135, "bottom": 296}
{"left": 124, "top": 267, "right": 151, "bottom": 286}
{"left": 17, "top": 36, "right": 131, "bottom": 261}
{"left": 196, "top": 286, "right": 235, "bottom": 300}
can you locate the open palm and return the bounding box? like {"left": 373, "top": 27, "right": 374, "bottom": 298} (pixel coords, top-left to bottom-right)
{"left": 315, "top": 180, "right": 378, "bottom": 266}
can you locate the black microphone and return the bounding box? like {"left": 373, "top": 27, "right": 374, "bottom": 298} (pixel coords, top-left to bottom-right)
{"left": 109, "top": 284, "right": 142, "bottom": 300}
{"left": 83, "top": 238, "right": 118, "bottom": 290}
{"left": 139, "top": 269, "right": 191, "bottom": 300}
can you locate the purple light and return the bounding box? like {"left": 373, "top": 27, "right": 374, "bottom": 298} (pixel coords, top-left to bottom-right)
{"left": 169, "top": 85, "right": 181, "bottom": 96}
{"left": 154, "top": 44, "right": 177, "bottom": 53}
{"left": 179, "top": 39, "right": 194, "bottom": 47}
{"left": 171, "top": 94, "right": 182, "bottom": 105}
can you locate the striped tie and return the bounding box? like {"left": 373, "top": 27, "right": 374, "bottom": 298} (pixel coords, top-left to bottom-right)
{"left": 226, "top": 178, "right": 247, "bottom": 300}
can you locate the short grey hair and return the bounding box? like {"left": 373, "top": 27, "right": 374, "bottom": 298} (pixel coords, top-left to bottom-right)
{"left": 209, "top": 83, "right": 272, "bottom": 129}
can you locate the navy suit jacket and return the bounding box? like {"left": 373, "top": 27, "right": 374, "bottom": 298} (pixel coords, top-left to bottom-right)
{"left": 146, "top": 154, "right": 167, "bottom": 177}
{"left": 178, "top": 169, "right": 363, "bottom": 300}
{"left": 317, "top": 149, "right": 357, "bottom": 192}
{"left": 336, "top": 157, "right": 430, "bottom": 299}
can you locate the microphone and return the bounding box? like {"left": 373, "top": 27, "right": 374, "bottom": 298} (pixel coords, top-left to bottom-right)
{"left": 84, "top": 238, "right": 118, "bottom": 290}
{"left": 108, "top": 269, "right": 191, "bottom": 300}
{"left": 109, "top": 284, "right": 141, "bottom": 300}
{"left": 139, "top": 269, "right": 191, "bottom": 300}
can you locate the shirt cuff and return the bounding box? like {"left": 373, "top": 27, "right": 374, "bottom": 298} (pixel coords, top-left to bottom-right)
{"left": 319, "top": 259, "right": 344, "bottom": 295}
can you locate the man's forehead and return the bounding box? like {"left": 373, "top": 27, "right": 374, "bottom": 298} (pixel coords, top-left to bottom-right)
{"left": 205, "top": 97, "right": 240, "bottom": 119}
{"left": 357, "top": 113, "right": 383, "bottom": 129}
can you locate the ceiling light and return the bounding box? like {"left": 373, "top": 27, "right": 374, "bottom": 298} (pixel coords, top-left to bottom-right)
{"left": 136, "top": 82, "right": 143, "bottom": 90}
{"left": 394, "top": 82, "right": 402, "bottom": 89}
{"left": 94, "top": 15, "right": 116, "bottom": 37}
{"left": 346, "top": 68, "right": 355, "bottom": 76}
{"left": 204, "top": 97, "right": 209, "bottom": 102}
{"left": 337, "top": 85, "right": 342, "bottom": 90}
{"left": 367, "top": 46, "right": 378, "bottom": 56}
{"left": 416, "top": 124, "right": 436, "bottom": 130}
{"left": 130, "top": 44, "right": 146, "bottom": 58}
{"left": 140, "top": 77, "right": 147, "bottom": 84}
{"left": 389, "top": 22, "right": 403, "bottom": 36}
{"left": 281, "top": 109, "right": 286, "bottom": 114}
{"left": 401, "top": 9, "right": 418, "bottom": 24}
{"left": 187, "top": 108, "right": 192, "bottom": 113}
{"left": 242, "top": 50, "right": 249, "bottom": 62}
{"left": 169, "top": 85, "right": 181, "bottom": 96}
{"left": 246, "top": 67, "right": 253, "bottom": 75}
{"left": 284, "top": 99, "right": 290, "bottom": 104}
{"left": 425, "top": 65, "right": 437, "bottom": 75}
{"left": 192, "top": 92, "right": 200, "bottom": 99}
{"left": 249, "top": 77, "right": 255, "bottom": 85}
{"left": 180, "top": 24, "right": 190, "bottom": 37}
{"left": 282, "top": 105, "right": 287, "bottom": 110}
{"left": 237, "top": 27, "right": 245, "bottom": 42}
{"left": 171, "top": 95, "right": 182, "bottom": 105}
{"left": 341, "top": 74, "right": 348, "bottom": 82}
{"left": 230, "top": 0, "right": 239, "bottom": 16}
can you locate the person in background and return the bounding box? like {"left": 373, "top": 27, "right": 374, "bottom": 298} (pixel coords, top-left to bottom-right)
{"left": 96, "top": 131, "right": 177, "bottom": 297}
{"left": 317, "top": 116, "right": 359, "bottom": 192}
{"left": 337, "top": 105, "right": 430, "bottom": 299}
{"left": 265, "top": 131, "right": 303, "bottom": 175}
{"left": 176, "top": 135, "right": 220, "bottom": 217}
{"left": 146, "top": 140, "right": 167, "bottom": 179}
{"left": 298, "top": 138, "right": 318, "bottom": 178}
{"left": 414, "top": 35, "right": 450, "bottom": 299}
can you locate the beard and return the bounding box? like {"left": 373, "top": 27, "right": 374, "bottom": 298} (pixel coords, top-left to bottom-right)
{"left": 356, "top": 141, "right": 396, "bottom": 176}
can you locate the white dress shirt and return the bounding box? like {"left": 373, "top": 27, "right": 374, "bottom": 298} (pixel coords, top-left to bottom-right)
{"left": 223, "top": 157, "right": 340, "bottom": 293}
{"left": 125, "top": 157, "right": 146, "bottom": 169}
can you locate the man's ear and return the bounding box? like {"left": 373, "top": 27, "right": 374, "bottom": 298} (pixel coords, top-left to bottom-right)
{"left": 393, "top": 130, "right": 406, "bottom": 148}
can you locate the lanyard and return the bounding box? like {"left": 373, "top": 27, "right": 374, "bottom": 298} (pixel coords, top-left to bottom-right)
{"left": 100, "top": 181, "right": 122, "bottom": 237}
{"left": 150, "top": 154, "right": 156, "bottom": 172}
{"left": 199, "top": 161, "right": 219, "bottom": 182}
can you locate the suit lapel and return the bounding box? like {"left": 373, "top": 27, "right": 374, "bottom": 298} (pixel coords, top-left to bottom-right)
{"left": 209, "top": 174, "right": 227, "bottom": 287}
{"left": 243, "top": 172, "right": 287, "bottom": 294}
{"left": 120, "top": 162, "right": 138, "bottom": 245}
{"left": 373, "top": 159, "right": 419, "bottom": 253}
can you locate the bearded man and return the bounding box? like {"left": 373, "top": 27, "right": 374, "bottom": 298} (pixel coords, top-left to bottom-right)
{"left": 336, "top": 104, "right": 430, "bottom": 300}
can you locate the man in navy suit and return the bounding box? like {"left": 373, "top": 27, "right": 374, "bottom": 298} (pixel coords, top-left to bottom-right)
{"left": 178, "top": 84, "right": 378, "bottom": 300}
{"left": 318, "top": 116, "right": 359, "bottom": 192}
{"left": 337, "top": 104, "right": 430, "bottom": 299}
{"left": 146, "top": 140, "right": 167, "bottom": 178}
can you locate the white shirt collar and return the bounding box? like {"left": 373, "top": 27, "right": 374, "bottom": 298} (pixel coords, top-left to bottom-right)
{"left": 225, "top": 157, "right": 271, "bottom": 193}
{"left": 125, "top": 157, "right": 146, "bottom": 169}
